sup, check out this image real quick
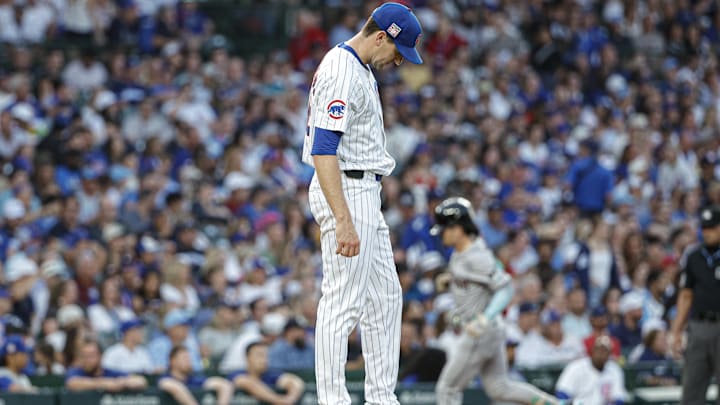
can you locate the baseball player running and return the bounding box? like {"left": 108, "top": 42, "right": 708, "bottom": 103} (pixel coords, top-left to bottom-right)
{"left": 301, "top": 3, "right": 423, "bottom": 405}
{"left": 431, "top": 197, "right": 566, "bottom": 405}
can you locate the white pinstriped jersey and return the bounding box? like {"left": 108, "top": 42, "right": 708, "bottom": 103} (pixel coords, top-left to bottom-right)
{"left": 448, "top": 238, "right": 511, "bottom": 323}
{"left": 302, "top": 44, "right": 396, "bottom": 176}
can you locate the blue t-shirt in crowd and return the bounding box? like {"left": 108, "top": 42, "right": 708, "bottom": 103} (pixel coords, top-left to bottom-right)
{"left": 0, "top": 377, "right": 13, "bottom": 391}
{"left": 565, "top": 157, "right": 614, "bottom": 213}
{"left": 400, "top": 214, "right": 441, "bottom": 253}
{"left": 478, "top": 221, "right": 507, "bottom": 250}
{"left": 227, "top": 370, "right": 282, "bottom": 387}
{"left": 267, "top": 340, "right": 314, "bottom": 370}
{"left": 608, "top": 322, "right": 642, "bottom": 350}
{"left": 147, "top": 335, "right": 203, "bottom": 373}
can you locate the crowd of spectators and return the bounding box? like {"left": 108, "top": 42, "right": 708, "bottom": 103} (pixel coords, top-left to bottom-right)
{"left": 1, "top": 0, "right": 719, "bottom": 397}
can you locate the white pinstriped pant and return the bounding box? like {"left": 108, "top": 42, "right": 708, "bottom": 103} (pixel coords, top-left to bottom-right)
{"left": 309, "top": 171, "right": 402, "bottom": 405}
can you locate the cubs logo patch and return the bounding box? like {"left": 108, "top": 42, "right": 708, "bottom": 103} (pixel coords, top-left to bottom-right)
{"left": 327, "top": 100, "right": 346, "bottom": 120}
{"left": 387, "top": 23, "right": 402, "bottom": 38}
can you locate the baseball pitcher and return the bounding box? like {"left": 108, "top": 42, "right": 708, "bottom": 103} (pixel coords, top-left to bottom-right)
{"left": 301, "top": 3, "right": 424, "bottom": 404}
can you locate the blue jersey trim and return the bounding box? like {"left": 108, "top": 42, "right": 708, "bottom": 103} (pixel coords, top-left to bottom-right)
{"left": 338, "top": 43, "right": 369, "bottom": 70}
{"left": 311, "top": 127, "right": 342, "bottom": 155}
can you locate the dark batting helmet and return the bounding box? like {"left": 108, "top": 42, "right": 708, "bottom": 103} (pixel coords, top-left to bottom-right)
{"left": 430, "top": 197, "right": 479, "bottom": 236}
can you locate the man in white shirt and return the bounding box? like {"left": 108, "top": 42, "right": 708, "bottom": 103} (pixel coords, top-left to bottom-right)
{"left": 219, "top": 312, "right": 285, "bottom": 374}
{"left": 562, "top": 288, "right": 592, "bottom": 339}
{"left": 62, "top": 50, "right": 108, "bottom": 91}
{"left": 555, "top": 335, "right": 628, "bottom": 405}
{"left": 0, "top": 0, "right": 54, "bottom": 44}
{"left": 0, "top": 110, "right": 28, "bottom": 160}
{"left": 101, "top": 319, "right": 155, "bottom": 374}
{"left": 0, "top": 336, "right": 37, "bottom": 392}
{"left": 515, "top": 310, "right": 585, "bottom": 369}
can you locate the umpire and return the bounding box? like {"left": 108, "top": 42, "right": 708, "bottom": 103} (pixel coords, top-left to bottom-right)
{"left": 671, "top": 205, "right": 720, "bottom": 405}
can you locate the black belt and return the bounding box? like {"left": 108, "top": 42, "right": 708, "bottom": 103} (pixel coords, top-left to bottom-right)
{"left": 344, "top": 170, "right": 382, "bottom": 182}
{"left": 692, "top": 311, "right": 720, "bottom": 322}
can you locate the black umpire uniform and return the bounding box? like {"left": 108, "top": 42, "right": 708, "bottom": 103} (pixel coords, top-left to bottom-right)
{"left": 672, "top": 205, "right": 720, "bottom": 405}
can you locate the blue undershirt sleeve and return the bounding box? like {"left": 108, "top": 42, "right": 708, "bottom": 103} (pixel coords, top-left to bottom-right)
{"left": 311, "top": 128, "right": 342, "bottom": 155}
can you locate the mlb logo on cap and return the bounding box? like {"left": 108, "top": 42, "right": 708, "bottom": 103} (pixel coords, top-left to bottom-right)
{"left": 387, "top": 23, "right": 402, "bottom": 38}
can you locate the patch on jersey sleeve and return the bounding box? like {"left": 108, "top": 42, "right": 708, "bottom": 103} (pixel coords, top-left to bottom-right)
{"left": 327, "top": 100, "right": 346, "bottom": 120}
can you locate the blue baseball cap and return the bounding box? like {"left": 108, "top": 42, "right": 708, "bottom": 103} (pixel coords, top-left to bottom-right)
{"left": 1, "top": 335, "right": 30, "bottom": 357}
{"left": 164, "top": 309, "right": 193, "bottom": 329}
{"left": 590, "top": 306, "right": 608, "bottom": 317}
{"left": 518, "top": 302, "right": 539, "bottom": 314}
{"left": 371, "top": 2, "right": 423, "bottom": 64}
{"left": 120, "top": 318, "right": 145, "bottom": 334}
{"left": 540, "top": 310, "right": 563, "bottom": 325}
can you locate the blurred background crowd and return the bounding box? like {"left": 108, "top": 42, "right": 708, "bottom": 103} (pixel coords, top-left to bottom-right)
{"left": 0, "top": 0, "right": 719, "bottom": 391}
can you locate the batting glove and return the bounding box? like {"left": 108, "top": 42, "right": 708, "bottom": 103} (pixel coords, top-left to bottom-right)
{"left": 465, "top": 314, "right": 489, "bottom": 338}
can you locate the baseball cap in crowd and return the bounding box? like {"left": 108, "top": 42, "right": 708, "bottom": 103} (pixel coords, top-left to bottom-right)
{"left": 612, "top": 194, "right": 636, "bottom": 208}
{"left": 4, "top": 254, "right": 38, "bottom": 283}
{"left": 255, "top": 211, "right": 283, "bottom": 233}
{"left": 261, "top": 312, "right": 288, "bottom": 337}
{"left": 224, "top": 172, "right": 255, "bottom": 192}
{"left": 94, "top": 90, "right": 117, "bottom": 111}
{"left": 581, "top": 138, "right": 600, "bottom": 155}
{"left": 41, "top": 258, "right": 69, "bottom": 279}
{"left": 219, "top": 299, "right": 241, "bottom": 309}
{"left": 518, "top": 302, "right": 539, "bottom": 314}
{"left": 433, "top": 293, "right": 454, "bottom": 314}
{"left": 230, "top": 231, "right": 253, "bottom": 244}
{"left": 164, "top": 309, "right": 193, "bottom": 329}
{"left": 3, "top": 198, "right": 25, "bottom": 220}
{"left": 700, "top": 206, "right": 720, "bottom": 229}
{"left": 371, "top": 2, "right": 423, "bottom": 64}
{"left": 399, "top": 192, "right": 414, "bottom": 207}
{"left": 138, "top": 235, "right": 162, "bottom": 254}
{"left": 120, "top": 318, "right": 145, "bottom": 334}
{"left": 102, "top": 223, "right": 125, "bottom": 243}
{"left": 700, "top": 151, "right": 717, "bottom": 166}
{"left": 11, "top": 103, "right": 34, "bottom": 124}
{"left": 1, "top": 315, "right": 26, "bottom": 335}
{"left": 540, "top": 310, "right": 563, "bottom": 325}
{"left": 118, "top": 0, "right": 136, "bottom": 9}
{"left": 418, "top": 251, "right": 445, "bottom": 273}
{"left": 618, "top": 291, "right": 644, "bottom": 314}
{"left": 590, "top": 306, "right": 608, "bottom": 318}
{"left": 283, "top": 318, "right": 303, "bottom": 333}
{"left": 1, "top": 335, "right": 30, "bottom": 357}
{"left": 641, "top": 318, "right": 666, "bottom": 339}
{"left": 57, "top": 304, "right": 85, "bottom": 328}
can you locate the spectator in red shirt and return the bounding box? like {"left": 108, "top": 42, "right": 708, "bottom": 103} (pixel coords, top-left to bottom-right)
{"left": 583, "top": 307, "right": 622, "bottom": 358}
{"left": 288, "top": 9, "right": 328, "bottom": 70}
{"left": 424, "top": 16, "right": 467, "bottom": 65}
